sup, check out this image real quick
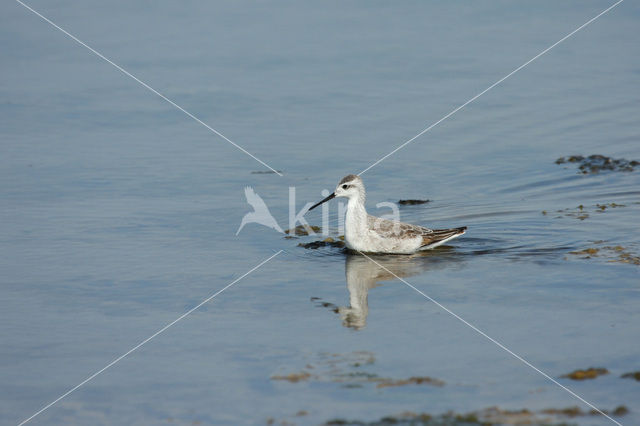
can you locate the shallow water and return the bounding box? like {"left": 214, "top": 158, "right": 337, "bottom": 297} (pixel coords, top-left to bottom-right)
{"left": 2, "top": 1, "right": 639, "bottom": 425}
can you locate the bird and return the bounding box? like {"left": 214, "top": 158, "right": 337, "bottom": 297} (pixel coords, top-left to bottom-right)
{"left": 308, "top": 174, "right": 466, "bottom": 254}
{"left": 236, "top": 186, "right": 284, "bottom": 235}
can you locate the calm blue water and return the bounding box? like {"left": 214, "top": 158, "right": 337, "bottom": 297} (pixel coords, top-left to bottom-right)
{"left": 2, "top": 1, "right": 639, "bottom": 425}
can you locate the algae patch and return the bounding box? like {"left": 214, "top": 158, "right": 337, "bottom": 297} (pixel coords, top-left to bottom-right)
{"left": 298, "top": 237, "right": 346, "bottom": 249}
{"left": 398, "top": 199, "right": 430, "bottom": 205}
{"left": 561, "top": 367, "right": 609, "bottom": 380}
{"left": 569, "top": 247, "right": 600, "bottom": 257}
{"left": 250, "top": 170, "right": 283, "bottom": 174}
{"left": 284, "top": 224, "right": 321, "bottom": 236}
{"left": 270, "top": 351, "right": 443, "bottom": 391}
{"left": 270, "top": 371, "right": 312, "bottom": 383}
{"left": 552, "top": 202, "right": 625, "bottom": 220}
{"left": 323, "top": 404, "right": 628, "bottom": 425}
{"left": 621, "top": 371, "right": 640, "bottom": 381}
{"left": 555, "top": 154, "right": 639, "bottom": 173}
{"left": 569, "top": 244, "right": 640, "bottom": 265}
{"left": 376, "top": 376, "right": 445, "bottom": 389}
{"left": 542, "top": 405, "right": 629, "bottom": 417}
{"left": 596, "top": 202, "right": 625, "bottom": 211}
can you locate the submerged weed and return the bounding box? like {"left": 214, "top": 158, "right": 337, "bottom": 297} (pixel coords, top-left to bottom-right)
{"left": 569, "top": 244, "right": 640, "bottom": 265}
{"left": 285, "top": 224, "right": 321, "bottom": 236}
{"left": 555, "top": 154, "right": 639, "bottom": 173}
{"left": 621, "top": 371, "right": 640, "bottom": 381}
{"left": 398, "top": 199, "right": 430, "bottom": 205}
{"left": 561, "top": 367, "right": 609, "bottom": 380}
{"left": 321, "top": 403, "right": 628, "bottom": 425}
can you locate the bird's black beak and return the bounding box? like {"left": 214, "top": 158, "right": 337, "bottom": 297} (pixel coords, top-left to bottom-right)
{"left": 309, "top": 192, "right": 335, "bottom": 211}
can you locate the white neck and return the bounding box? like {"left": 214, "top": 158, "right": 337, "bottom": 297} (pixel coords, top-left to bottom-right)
{"left": 345, "top": 194, "right": 368, "bottom": 238}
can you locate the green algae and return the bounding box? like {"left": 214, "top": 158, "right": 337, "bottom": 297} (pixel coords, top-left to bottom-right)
{"left": 375, "top": 376, "right": 445, "bottom": 389}
{"left": 621, "top": 371, "right": 640, "bottom": 381}
{"left": 561, "top": 367, "right": 609, "bottom": 380}
{"left": 555, "top": 154, "right": 639, "bottom": 173}
{"left": 321, "top": 404, "right": 628, "bottom": 426}
{"left": 569, "top": 244, "right": 640, "bottom": 265}
{"left": 269, "top": 351, "right": 446, "bottom": 393}
{"left": 284, "top": 224, "right": 321, "bottom": 236}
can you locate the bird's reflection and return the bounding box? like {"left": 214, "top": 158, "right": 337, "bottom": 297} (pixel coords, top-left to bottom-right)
{"left": 339, "top": 251, "right": 445, "bottom": 330}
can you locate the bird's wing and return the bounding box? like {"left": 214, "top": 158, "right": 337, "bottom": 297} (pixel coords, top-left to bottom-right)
{"left": 367, "top": 215, "right": 432, "bottom": 239}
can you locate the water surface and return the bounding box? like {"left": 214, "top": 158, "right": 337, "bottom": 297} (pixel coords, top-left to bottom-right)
{"left": 1, "top": 1, "right": 639, "bottom": 425}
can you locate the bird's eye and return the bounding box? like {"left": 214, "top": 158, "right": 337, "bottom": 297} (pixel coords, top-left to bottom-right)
{"left": 342, "top": 184, "right": 348, "bottom": 189}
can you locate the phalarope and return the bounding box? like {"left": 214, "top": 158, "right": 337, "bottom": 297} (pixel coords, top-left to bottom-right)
{"left": 309, "top": 174, "right": 466, "bottom": 254}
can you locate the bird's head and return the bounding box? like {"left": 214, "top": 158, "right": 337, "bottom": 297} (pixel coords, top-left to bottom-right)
{"left": 309, "top": 174, "right": 365, "bottom": 211}
{"left": 334, "top": 174, "right": 364, "bottom": 200}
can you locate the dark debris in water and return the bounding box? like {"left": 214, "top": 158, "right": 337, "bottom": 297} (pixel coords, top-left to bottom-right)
{"left": 311, "top": 297, "right": 340, "bottom": 313}
{"left": 540, "top": 407, "right": 584, "bottom": 418}
{"left": 322, "top": 404, "right": 628, "bottom": 425}
{"left": 269, "top": 354, "right": 630, "bottom": 425}
{"left": 597, "top": 202, "right": 625, "bottom": 210}
{"left": 561, "top": 367, "right": 609, "bottom": 380}
{"left": 570, "top": 247, "right": 600, "bottom": 257}
{"left": 270, "top": 351, "right": 377, "bottom": 386}
{"left": 542, "top": 405, "right": 629, "bottom": 418}
{"left": 398, "top": 199, "right": 430, "bottom": 205}
{"left": 621, "top": 371, "right": 640, "bottom": 381}
{"left": 612, "top": 406, "right": 630, "bottom": 416}
{"left": 555, "top": 154, "right": 639, "bottom": 173}
{"left": 376, "top": 376, "right": 445, "bottom": 389}
{"left": 550, "top": 202, "right": 626, "bottom": 220}
{"left": 298, "top": 237, "right": 345, "bottom": 249}
{"left": 250, "top": 170, "right": 282, "bottom": 174}
{"left": 270, "top": 371, "right": 312, "bottom": 383}
{"left": 285, "top": 224, "right": 321, "bottom": 237}
{"left": 270, "top": 351, "right": 445, "bottom": 392}
{"left": 569, "top": 245, "right": 640, "bottom": 265}
{"left": 553, "top": 204, "right": 590, "bottom": 220}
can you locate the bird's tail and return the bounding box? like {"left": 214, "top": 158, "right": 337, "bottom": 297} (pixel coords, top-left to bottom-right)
{"left": 420, "top": 226, "right": 466, "bottom": 249}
